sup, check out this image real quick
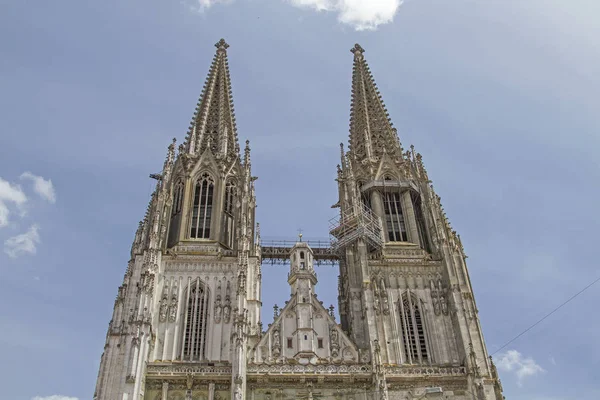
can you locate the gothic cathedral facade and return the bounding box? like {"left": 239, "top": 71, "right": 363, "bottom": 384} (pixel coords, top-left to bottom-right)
{"left": 94, "top": 39, "right": 504, "bottom": 400}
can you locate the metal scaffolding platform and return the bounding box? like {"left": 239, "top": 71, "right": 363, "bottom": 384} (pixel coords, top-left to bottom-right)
{"left": 329, "top": 204, "right": 383, "bottom": 253}
{"left": 260, "top": 239, "right": 339, "bottom": 266}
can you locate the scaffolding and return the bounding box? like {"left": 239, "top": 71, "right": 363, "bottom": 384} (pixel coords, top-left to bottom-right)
{"left": 329, "top": 203, "right": 384, "bottom": 254}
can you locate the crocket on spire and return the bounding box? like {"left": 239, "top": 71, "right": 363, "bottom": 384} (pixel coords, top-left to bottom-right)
{"left": 184, "top": 38, "right": 240, "bottom": 160}
{"left": 348, "top": 43, "right": 402, "bottom": 164}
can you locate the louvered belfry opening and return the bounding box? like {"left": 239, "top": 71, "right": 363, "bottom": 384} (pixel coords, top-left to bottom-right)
{"left": 383, "top": 192, "right": 407, "bottom": 242}
{"left": 222, "top": 180, "right": 236, "bottom": 248}
{"left": 190, "top": 173, "right": 214, "bottom": 239}
{"left": 399, "top": 293, "right": 429, "bottom": 364}
{"left": 182, "top": 280, "right": 209, "bottom": 361}
{"left": 167, "top": 180, "right": 185, "bottom": 248}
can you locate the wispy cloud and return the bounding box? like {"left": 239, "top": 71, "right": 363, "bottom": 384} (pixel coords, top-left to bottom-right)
{"left": 192, "top": 0, "right": 232, "bottom": 11}
{"left": 496, "top": 349, "right": 545, "bottom": 386}
{"left": 32, "top": 396, "right": 79, "bottom": 400}
{"left": 288, "top": 0, "right": 403, "bottom": 30}
{"left": 4, "top": 224, "right": 41, "bottom": 258}
{"left": 0, "top": 177, "right": 27, "bottom": 227}
{"left": 20, "top": 172, "right": 56, "bottom": 204}
{"left": 190, "top": 0, "right": 403, "bottom": 30}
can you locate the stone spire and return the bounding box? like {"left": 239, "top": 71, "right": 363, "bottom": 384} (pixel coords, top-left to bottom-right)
{"left": 184, "top": 38, "right": 240, "bottom": 160}
{"left": 348, "top": 44, "right": 402, "bottom": 163}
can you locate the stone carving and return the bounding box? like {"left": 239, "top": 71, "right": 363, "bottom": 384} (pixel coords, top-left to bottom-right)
{"left": 159, "top": 293, "right": 169, "bottom": 322}
{"left": 168, "top": 296, "right": 178, "bottom": 322}
{"left": 272, "top": 328, "right": 281, "bottom": 357}
{"left": 223, "top": 281, "right": 232, "bottom": 323}
{"left": 429, "top": 279, "right": 448, "bottom": 316}
{"left": 330, "top": 327, "right": 339, "bottom": 357}
{"left": 214, "top": 296, "right": 222, "bottom": 323}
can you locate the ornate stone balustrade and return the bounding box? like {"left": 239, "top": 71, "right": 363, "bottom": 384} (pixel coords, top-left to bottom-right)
{"left": 384, "top": 365, "right": 466, "bottom": 376}
{"left": 146, "top": 364, "right": 232, "bottom": 376}
{"left": 146, "top": 363, "right": 465, "bottom": 378}
{"left": 247, "top": 363, "right": 372, "bottom": 375}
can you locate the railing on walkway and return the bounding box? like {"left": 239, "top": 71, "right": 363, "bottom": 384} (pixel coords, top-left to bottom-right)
{"left": 260, "top": 238, "right": 339, "bottom": 266}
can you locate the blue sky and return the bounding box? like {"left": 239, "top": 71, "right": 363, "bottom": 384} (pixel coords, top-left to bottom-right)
{"left": 1, "top": 0, "right": 599, "bottom": 399}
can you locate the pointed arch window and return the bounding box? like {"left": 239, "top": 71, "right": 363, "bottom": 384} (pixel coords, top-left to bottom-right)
{"left": 181, "top": 279, "right": 209, "bottom": 361}
{"left": 168, "top": 179, "right": 185, "bottom": 248}
{"left": 223, "top": 180, "right": 236, "bottom": 248}
{"left": 411, "top": 191, "right": 431, "bottom": 252}
{"left": 172, "top": 180, "right": 184, "bottom": 216}
{"left": 399, "top": 293, "right": 429, "bottom": 364}
{"left": 190, "top": 173, "right": 214, "bottom": 239}
{"left": 383, "top": 192, "right": 407, "bottom": 241}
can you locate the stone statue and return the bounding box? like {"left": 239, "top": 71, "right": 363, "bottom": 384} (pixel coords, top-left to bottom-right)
{"left": 168, "top": 296, "right": 178, "bottom": 322}
{"left": 433, "top": 296, "right": 440, "bottom": 315}
{"left": 159, "top": 298, "right": 168, "bottom": 322}
{"left": 214, "top": 297, "right": 223, "bottom": 323}
{"left": 223, "top": 305, "right": 231, "bottom": 323}
{"left": 440, "top": 294, "right": 448, "bottom": 315}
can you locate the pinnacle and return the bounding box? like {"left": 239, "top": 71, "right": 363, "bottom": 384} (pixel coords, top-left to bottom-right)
{"left": 350, "top": 43, "right": 365, "bottom": 55}
{"left": 215, "top": 38, "right": 229, "bottom": 50}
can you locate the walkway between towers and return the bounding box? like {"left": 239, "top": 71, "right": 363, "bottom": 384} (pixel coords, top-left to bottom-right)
{"left": 261, "top": 204, "right": 384, "bottom": 266}
{"left": 260, "top": 239, "right": 339, "bottom": 266}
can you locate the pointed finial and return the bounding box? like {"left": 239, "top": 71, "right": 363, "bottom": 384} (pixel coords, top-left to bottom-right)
{"left": 351, "top": 43, "right": 365, "bottom": 55}
{"left": 215, "top": 38, "right": 229, "bottom": 50}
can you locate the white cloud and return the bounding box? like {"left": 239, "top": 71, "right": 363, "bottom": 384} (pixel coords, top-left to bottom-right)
{"left": 288, "top": 0, "right": 403, "bottom": 30}
{"left": 32, "top": 396, "right": 79, "bottom": 400}
{"left": 190, "top": 0, "right": 402, "bottom": 30}
{"left": 496, "top": 349, "right": 545, "bottom": 386}
{"left": 0, "top": 177, "right": 27, "bottom": 227}
{"left": 4, "top": 224, "right": 41, "bottom": 258}
{"left": 20, "top": 172, "right": 56, "bottom": 204}
{"left": 193, "top": 0, "right": 232, "bottom": 11}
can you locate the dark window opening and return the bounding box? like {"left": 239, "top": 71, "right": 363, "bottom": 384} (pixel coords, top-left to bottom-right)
{"left": 384, "top": 192, "right": 407, "bottom": 242}
{"left": 190, "top": 173, "right": 214, "bottom": 239}
{"left": 399, "top": 294, "right": 429, "bottom": 364}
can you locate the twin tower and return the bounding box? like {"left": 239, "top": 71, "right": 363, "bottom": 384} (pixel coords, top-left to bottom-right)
{"left": 94, "top": 39, "right": 504, "bottom": 400}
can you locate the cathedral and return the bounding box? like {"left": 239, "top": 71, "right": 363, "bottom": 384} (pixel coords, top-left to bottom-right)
{"left": 93, "top": 39, "right": 505, "bottom": 400}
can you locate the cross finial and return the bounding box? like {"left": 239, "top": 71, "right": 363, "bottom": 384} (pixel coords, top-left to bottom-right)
{"left": 350, "top": 43, "right": 365, "bottom": 55}
{"left": 215, "top": 38, "right": 229, "bottom": 50}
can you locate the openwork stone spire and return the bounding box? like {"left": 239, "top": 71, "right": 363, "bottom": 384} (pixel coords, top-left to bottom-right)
{"left": 348, "top": 43, "right": 402, "bottom": 162}
{"left": 184, "top": 39, "right": 240, "bottom": 159}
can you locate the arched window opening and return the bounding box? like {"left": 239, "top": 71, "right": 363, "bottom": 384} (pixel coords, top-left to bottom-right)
{"left": 190, "top": 173, "right": 214, "bottom": 239}
{"left": 171, "top": 180, "right": 184, "bottom": 216}
{"left": 223, "top": 181, "right": 236, "bottom": 248}
{"left": 411, "top": 191, "right": 431, "bottom": 253}
{"left": 300, "top": 251, "right": 305, "bottom": 260}
{"left": 383, "top": 192, "right": 407, "bottom": 242}
{"left": 168, "top": 180, "right": 185, "bottom": 248}
{"left": 182, "top": 280, "right": 209, "bottom": 361}
{"left": 399, "top": 293, "right": 429, "bottom": 364}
